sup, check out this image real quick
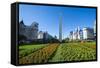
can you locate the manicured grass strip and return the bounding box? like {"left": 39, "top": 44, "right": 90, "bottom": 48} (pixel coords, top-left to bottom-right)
{"left": 80, "top": 42, "right": 96, "bottom": 49}
{"left": 19, "top": 44, "right": 47, "bottom": 59}
{"left": 19, "top": 43, "right": 59, "bottom": 64}
{"left": 49, "top": 42, "right": 96, "bottom": 62}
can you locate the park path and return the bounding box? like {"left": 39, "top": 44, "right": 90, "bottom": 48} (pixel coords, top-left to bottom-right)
{"left": 19, "top": 43, "right": 59, "bottom": 64}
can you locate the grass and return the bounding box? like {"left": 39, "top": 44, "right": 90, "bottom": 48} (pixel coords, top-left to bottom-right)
{"left": 19, "top": 43, "right": 59, "bottom": 64}
{"left": 49, "top": 42, "right": 96, "bottom": 62}
{"left": 19, "top": 44, "right": 47, "bottom": 59}
{"left": 18, "top": 42, "right": 96, "bottom": 64}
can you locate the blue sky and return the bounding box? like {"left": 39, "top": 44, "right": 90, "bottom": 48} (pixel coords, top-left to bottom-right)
{"left": 19, "top": 4, "right": 96, "bottom": 39}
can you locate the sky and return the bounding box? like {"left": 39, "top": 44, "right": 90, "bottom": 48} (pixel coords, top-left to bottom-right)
{"left": 19, "top": 4, "right": 96, "bottom": 39}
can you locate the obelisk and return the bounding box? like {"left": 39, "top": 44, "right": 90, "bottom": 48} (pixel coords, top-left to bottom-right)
{"left": 59, "top": 13, "right": 62, "bottom": 42}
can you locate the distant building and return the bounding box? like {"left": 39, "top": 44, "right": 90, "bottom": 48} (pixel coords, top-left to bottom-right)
{"left": 69, "top": 21, "right": 96, "bottom": 41}
{"left": 69, "top": 27, "right": 94, "bottom": 41}
{"left": 79, "top": 29, "right": 83, "bottom": 40}
{"left": 73, "top": 27, "right": 79, "bottom": 40}
{"left": 94, "top": 20, "right": 96, "bottom": 39}
{"left": 38, "top": 31, "right": 44, "bottom": 39}
{"left": 44, "top": 32, "right": 53, "bottom": 40}
{"left": 83, "top": 27, "right": 94, "bottom": 40}
{"left": 54, "top": 35, "right": 57, "bottom": 39}
{"left": 38, "top": 31, "right": 53, "bottom": 40}
{"left": 69, "top": 31, "right": 73, "bottom": 40}
{"left": 73, "top": 31, "right": 77, "bottom": 40}
{"left": 69, "top": 27, "right": 83, "bottom": 40}
{"left": 19, "top": 20, "right": 38, "bottom": 40}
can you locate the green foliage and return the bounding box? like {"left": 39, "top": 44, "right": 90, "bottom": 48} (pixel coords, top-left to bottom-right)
{"left": 19, "top": 35, "right": 27, "bottom": 41}
{"left": 18, "top": 42, "right": 96, "bottom": 64}
{"left": 62, "top": 38, "right": 69, "bottom": 43}
{"left": 19, "top": 43, "right": 59, "bottom": 64}
{"left": 49, "top": 42, "right": 96, "bottom": 62}
{"left": 19, "top": 44, "right": 46, "bottom": 58}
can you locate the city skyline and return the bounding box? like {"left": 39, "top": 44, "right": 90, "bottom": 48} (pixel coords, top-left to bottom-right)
{"left": 19, "top": 4, "right": 96, "bottom": 39}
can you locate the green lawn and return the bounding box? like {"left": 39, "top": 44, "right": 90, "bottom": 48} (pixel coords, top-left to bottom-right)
{"left": 19, "top": 44, "right": 47, "bottom": 59}
{"left": 19, "top": 43, "right": 59, "bottom": 64}
{"left": 18, "top": 42, "right": 96, "bottom": 64}
{"left": 49, "top": 42, "right": 96, "bottom": 62}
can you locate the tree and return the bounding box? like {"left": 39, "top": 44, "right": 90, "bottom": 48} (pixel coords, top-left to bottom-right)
{"left": 19, "top": 34, "right": 27, "bottom": 41}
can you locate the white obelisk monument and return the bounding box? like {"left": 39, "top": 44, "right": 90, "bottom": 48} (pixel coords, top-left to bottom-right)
{"left": 59, "top": 13, "right": 62, "bottom": 42}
